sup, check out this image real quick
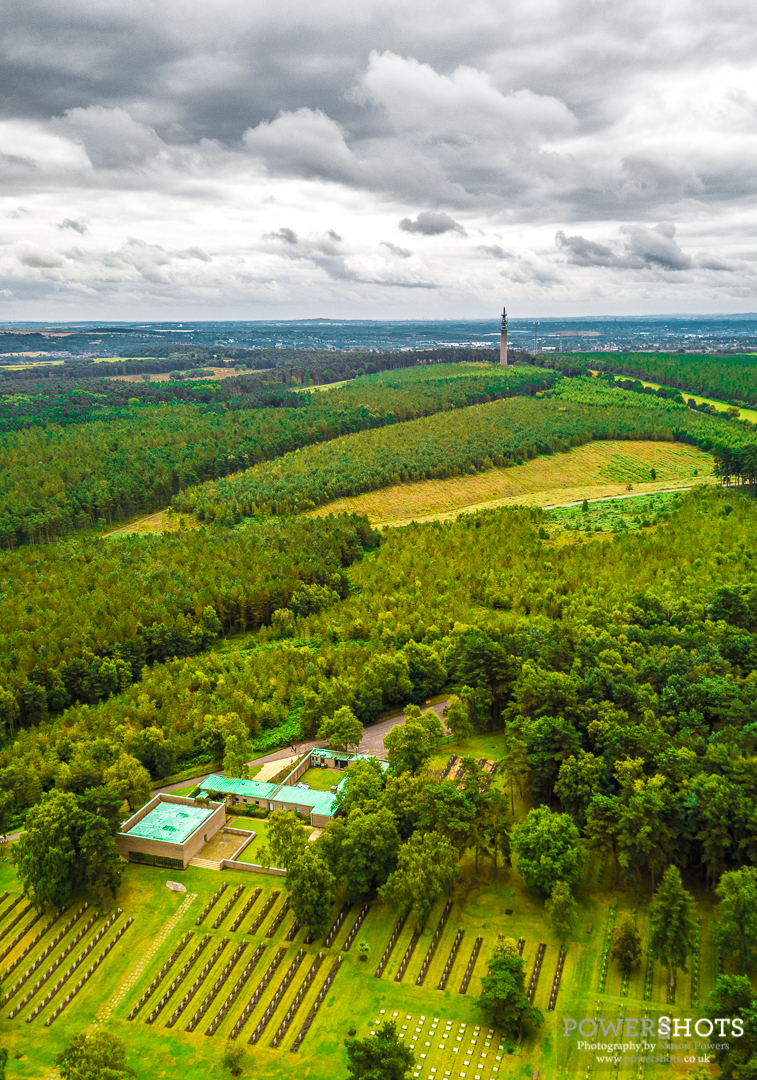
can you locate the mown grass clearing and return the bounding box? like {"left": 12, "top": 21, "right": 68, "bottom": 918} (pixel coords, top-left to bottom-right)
{"left": 0, "top": 851, "right": 724, "bottom": 1080}
{"left": 307, "top": 440, "right": 713, "bottom": 527}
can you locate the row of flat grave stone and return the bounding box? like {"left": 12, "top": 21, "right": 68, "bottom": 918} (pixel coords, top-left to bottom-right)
{"left": 213, "top": 885, "right": 245, "bottom": 930}
{"left": 375, "top": 912, "right": 409, "bottom": 977}
{"left": 342, "top": 903, "right": 370, "bottom": 952}
{"left": 44, "top": 916, "right": 134, "bottom": 1027}
{"left": 4, "top": 904, "right": 87, "bottom": 993}
{"left": 230, "top": 946, "right": 287, "bottom": 1038}
{"left": 25, "top": 909, "right": 124, "bottom": 1023}
{"left": 3, "top": 905, "right": 70, "bottom": 981}
{"left": 8, "top": 909, "right": 98, "bottom": 1018}
{"left": 0, "top": 909, "right": 44, "bottom": 966}
{"left": 0, "top": 903, "right": 33, "bottom": 948}
{"left": 248, "top": 948, "right": 305, "bottom": 1044}
{"left": 323, "top": 902, "right": 351, "bottom": 948}
{"left": 166, "top": 937, "right": 229, "bottom": 1028}
{"left": 128, "top": 931, "right": 193, "bottom": 1019}
{"left": 416, "top": 902, "right": 453, "bottom": 987}
{"left": 146, "top": 934, "right": 211, "bottom": 1024}
{"left": 270, "top": 951, "right": 324, "bottom": 1048}
{"left": 0, "top": 896, "right": 23, "bottom": 936}
{"left": 231, "top": 889, "right": 261, "bottom": 932}
{"left": 247, "top": 891, "right": 280, "bottom": 935}
{"left": 290, "top": 955, "right": 343, "bottom": 1053}
{"left": 186, "top": 940, "right": 248, "bottom": 1032}
{"left": 205, "top": 943, "right": 266, "bottom": 1036}
{"left": 196, "top": 884, "right": 229, "bottom": 926}
{"left": 381, "top": 1012, "right": 507, "bottom": 1079}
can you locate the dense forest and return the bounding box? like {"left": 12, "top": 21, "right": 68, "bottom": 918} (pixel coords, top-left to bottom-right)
{"left": 563, "top": 350, "right": 757, "bottom": 406}
{"left": 2, "top": 485, "right": 756, "bottom": 892}
{"left": 172, "top": 376, "right": 757, "bottom": 523}
{"left": 0, "top": 364, "right": 550, "bottom": 547}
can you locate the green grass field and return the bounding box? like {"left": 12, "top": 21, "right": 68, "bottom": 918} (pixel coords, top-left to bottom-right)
{"left": 0, "top": 841, "right": 726, "bottom": 1080}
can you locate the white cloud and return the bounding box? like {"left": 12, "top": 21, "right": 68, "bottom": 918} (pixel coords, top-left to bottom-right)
{"left": 0, "top": 1, "right": 756, "bottom": 316}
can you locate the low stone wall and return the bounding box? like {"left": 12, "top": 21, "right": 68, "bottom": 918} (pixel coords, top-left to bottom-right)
{"left": 220, "top": 859, "right": 286, "bottom": 877}
{"left": 226, "top": 829, "right": 257, "bottom": 863}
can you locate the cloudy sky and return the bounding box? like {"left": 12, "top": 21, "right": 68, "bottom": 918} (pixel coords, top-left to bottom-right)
{"left": 1, "top": 0, "right": 756, "bottom": 319}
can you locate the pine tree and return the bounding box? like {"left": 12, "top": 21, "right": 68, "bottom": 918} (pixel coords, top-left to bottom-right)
{"left": 648, "top": 866, "right": 696, "bottom": 983}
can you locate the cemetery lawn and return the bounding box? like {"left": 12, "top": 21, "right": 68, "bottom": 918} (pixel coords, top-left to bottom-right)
{"left": 0, "top": 850, "right": 723, "bottom": 1080}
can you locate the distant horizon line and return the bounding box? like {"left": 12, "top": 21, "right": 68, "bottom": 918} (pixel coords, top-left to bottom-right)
{"left": 1, "top": 312, "right": 757, "bottom": 328}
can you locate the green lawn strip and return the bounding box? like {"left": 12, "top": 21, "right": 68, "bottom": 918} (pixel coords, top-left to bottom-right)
{"left": 298, "top": 766, "right": 351, "bottom": 792}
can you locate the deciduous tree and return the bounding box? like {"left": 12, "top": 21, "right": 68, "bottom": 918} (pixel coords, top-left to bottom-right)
{"left": 713, "top": 866, "right": 757, "bottom": 973}
{"left": 384, "top": 706, "right": 442, "bottom": 776}
{"left": 261, "top": 810, "right": 308, "bottom": 870}
{"left": 478, "top": 936, "right": 544, "bottom": 1038}
{"left": 287, "top": 847, "right": 336, "bottom": 940}
{"left": 345, "top": 1020, "right": 414, "bottom": 1080}
{"left": 317, "top": 705, "right": 363, "bottom": 753}
{"left": 56, "top": 1032, "right": 136, "bottom": 1080}
{"left": 545, "top": 881, "right": 577, "bottom": 945}
{"left": 103, "top": 753, "right": 152, "bottom": 812}
{"left": 512, "top": 807, "right": 584, "bottom": 896}
{"left": 379, "top": 831, "right": 458, "bottom": 929}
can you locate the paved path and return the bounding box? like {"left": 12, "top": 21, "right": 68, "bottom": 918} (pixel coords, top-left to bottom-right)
{"left": 151, "top": 699, "right": 449, "bottom": 795}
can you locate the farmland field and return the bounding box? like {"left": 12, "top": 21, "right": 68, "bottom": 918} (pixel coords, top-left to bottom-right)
{"left": 307, "top": 440, "right": 713, "bottom": 526}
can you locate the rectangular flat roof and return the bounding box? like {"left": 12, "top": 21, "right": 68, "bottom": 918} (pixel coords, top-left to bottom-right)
{"left": 127, "top": 802, "right": 215, "bottom": 844}
{"left": 201, "top": 774, "right": 337, "bottom": 817}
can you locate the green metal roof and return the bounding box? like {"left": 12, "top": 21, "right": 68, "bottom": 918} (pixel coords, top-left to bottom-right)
{"left": 127, "top": 802, "right": 214, "bottom": 844}
{"left": 201, "top": 774, "right": 337, "bottom": 817}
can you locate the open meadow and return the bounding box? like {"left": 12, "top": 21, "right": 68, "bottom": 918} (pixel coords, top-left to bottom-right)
{"left": 307, "top": 440, "right": 713, "bottom": 526}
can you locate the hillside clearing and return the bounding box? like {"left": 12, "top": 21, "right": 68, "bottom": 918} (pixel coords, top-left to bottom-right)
{"left": 307, "top": 440, "right": 713, "bottom": 526}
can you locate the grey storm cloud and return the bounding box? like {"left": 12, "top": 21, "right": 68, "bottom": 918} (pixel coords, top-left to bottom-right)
{"left": 380, "top": 242, "right": 412, "bottom": 258}
{"left": 399, "top": 212, "right": 465, "bottom": 236}
{"left": 557, "top": 224, "right": 694, "bottom": 272}
{"left": 57, "top": 218, "right": 87, "bottom": 234}
{"left": 0, "top": 0, "right": 756, "bottom": 314}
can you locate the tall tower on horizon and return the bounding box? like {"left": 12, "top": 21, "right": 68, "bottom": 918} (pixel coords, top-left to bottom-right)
{"left": 500, "top": 305, "right": 508, "bottom": 365}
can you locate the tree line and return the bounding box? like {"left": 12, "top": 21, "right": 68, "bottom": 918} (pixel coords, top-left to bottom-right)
{"left": 173, "top": 375, "right": 757, "bottom": 523}
{"left": 563, "top": 349, "right": 757, "bottom": 407}
{"left": 0, "top": 363, "right": 550, "bottom": 547}
{"left": 1, "top": 486, "right": 757, "bottom": 893}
